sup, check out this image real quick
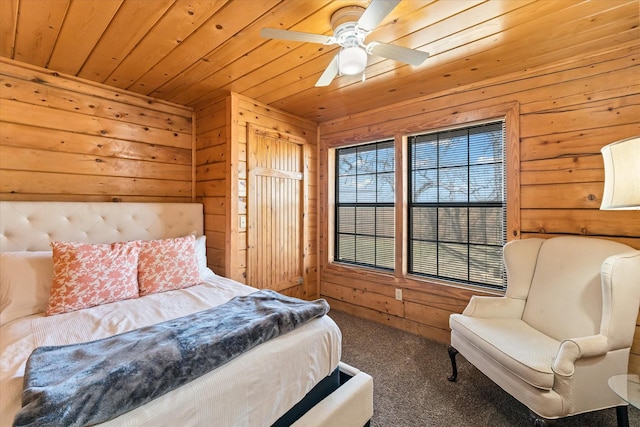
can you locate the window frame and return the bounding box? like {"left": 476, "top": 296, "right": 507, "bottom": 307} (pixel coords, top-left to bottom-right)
{"left": 333, "top": 139, "right": 396, "bottom": 271}
{"left": 324, "top": 102, "right": 520, "bottom": 294}
{"left": 406, "top": 121, "right": 507, "bottom": 290}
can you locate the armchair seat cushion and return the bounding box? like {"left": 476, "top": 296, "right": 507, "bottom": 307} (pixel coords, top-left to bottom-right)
{"left": 450, "top": 314, "right": 560, "bottom": 390}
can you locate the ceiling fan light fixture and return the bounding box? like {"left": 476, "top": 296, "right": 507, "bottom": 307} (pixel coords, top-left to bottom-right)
{"left": 338, "top": 46, "right": 367, "bottom": 76}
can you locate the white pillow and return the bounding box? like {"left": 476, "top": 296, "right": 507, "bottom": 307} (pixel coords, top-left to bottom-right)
{"left": 195, "top": 235, "right": 213, "bottom": 276}
{"left": 0, "top": 251, "right": 54, "bottom": 325}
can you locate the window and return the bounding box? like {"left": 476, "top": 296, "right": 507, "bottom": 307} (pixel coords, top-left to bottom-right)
{"left": 335, "top": 140, "right": 395, "bottom": 270}
{"left": 329, "top": 115, "right": 512, "bottom": 291}
{"left": 408, "top": 122, "right": 506, "bottom": 289}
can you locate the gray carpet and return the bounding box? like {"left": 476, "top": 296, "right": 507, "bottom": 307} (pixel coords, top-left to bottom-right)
{"left": 329, "top": 309, "right": 640, "bottom": 427}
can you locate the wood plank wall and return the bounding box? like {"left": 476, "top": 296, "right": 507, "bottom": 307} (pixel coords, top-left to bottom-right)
{"left": 0, "top": 59, "right": 320, "bottom": 297}
{"left": 194, "top": 95, "right": 229, "bottom": 277}
{"left": 195, "top": 93, "right": 320, "bottom": 299}
{"left": 0, "top": 58, "right": 194, "bottom": 202}
{"left": 318, "top": 41, "right": 640, "bottom": 371}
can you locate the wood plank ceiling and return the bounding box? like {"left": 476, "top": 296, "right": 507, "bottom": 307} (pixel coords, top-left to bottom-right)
{"left": 0, "top": 0, "right": 637, "bottom": 123}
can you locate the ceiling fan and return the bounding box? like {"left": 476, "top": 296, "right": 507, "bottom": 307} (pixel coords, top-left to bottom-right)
{"left": 260, "top": 0, "right": 429, "bottom": 87}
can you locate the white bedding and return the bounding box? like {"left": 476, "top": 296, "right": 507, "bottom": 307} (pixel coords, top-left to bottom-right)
{"left": 0, "top": 269, "right": 342, "bottom": 427}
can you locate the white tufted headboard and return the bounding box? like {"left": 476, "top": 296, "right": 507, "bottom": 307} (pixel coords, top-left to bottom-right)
{"left": 0, "top": 202, "right": 204, "bottom": 252}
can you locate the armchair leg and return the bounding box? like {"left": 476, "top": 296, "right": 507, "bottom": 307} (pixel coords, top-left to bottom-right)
{"left": 616, "top": 405, "right": 629, "bottom": 427}
{"left": 527, "top": 406, "right": 628, "bottom": 427}
{"left": 529, "top": 410, "right": 556, "bottom": 426}
{"left": 447, "top": 345, "right": 458, "bottom": 382}
{"left": 532, "top": 418, "right": 556, "bottom": 426}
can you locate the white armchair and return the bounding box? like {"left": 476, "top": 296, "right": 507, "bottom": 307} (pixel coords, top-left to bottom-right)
{"left": 448, "top": 236, "right": 640, "bottom": 426}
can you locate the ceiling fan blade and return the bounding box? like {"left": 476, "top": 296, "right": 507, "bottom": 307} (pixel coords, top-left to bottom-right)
{"left": 357, "top": 0, "right": 401, "bottom": 32}
{"left": 260, "top": 28, "right": 334, "bottom": 44}
{"left": 315, "top": 55, "right": 339, "bottom": 87}
{"left": 369, "top": 42, "right": 429, "bottom": 66}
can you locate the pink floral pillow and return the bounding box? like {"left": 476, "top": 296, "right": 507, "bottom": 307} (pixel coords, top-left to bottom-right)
{"left": 47, "top": 241, "right": 141, "bottom": 315}
{"left": 138, "top": 235, "right": 202, "bottom": 296}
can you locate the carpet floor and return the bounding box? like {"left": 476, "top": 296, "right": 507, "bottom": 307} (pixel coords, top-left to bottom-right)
{"left": 329, "top": 309, "right": 640, "bottom": 427}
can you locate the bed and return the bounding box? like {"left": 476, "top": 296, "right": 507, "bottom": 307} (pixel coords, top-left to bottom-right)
{"left": 0, "top": 201, "right": 373, "bottom": 427}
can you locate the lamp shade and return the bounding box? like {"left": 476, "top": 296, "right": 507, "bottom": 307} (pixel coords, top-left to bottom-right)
{"left": 600, "top": 136, "right": 640, "bottom": 210}
{"left": 338, "top": 46, "right": 367, "bottom": 75}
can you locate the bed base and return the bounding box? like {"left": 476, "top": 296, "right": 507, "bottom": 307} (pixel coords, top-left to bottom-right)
{"left": 273, "top": 367, "right": 340, "bottom": 426}
{"left": 290, "top": 362, "right": 373, "bottom": 427}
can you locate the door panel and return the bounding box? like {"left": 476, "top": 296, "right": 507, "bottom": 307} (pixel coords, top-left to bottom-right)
{"left": 247, "top": 125, "right": 306, "bottom": 292}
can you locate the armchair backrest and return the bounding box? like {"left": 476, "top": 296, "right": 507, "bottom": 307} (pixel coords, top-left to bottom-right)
{"left": 517, "top": 236, "right": 635, "bottom": 342}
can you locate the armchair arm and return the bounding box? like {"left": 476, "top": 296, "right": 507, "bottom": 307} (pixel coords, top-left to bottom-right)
{"left": 462, "top": 295, "right": 525, "bottom": 319}
{"left": 552, "top": 334, "right": 609, "bottom": 376}
{"left": 600, "top": 251, "right": 640, "bottom": 350}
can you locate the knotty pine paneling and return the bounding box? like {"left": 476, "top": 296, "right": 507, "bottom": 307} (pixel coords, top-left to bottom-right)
{"left": 1, "top": 0, "right": 636, "bottom": 122}
{"left": 195, "top": 93, "right": 320, "bottom": 299}
{"left": 0, "top": 58, "right": 194, "bottom": 202}
{"left": 318, "top": 41, "right": 640, "bottom": 369}
{"left": 195, "top": 95, "right": 229, "bottom": 277}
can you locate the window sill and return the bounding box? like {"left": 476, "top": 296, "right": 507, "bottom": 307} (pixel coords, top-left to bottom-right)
{"left": 404, "top": 273, "right": 505, "bottom": 297}
{"left": 324, "top": 261, "right": 504, "bottom": 297}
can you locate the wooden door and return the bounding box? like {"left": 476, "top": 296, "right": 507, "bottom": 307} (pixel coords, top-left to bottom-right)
{"left": 247, "top": 125, "right": 306, "bottom": 292}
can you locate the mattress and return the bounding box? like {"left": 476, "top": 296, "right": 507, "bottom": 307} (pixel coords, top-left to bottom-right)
{"left": 0, "top": 269, "right": 342, "bottom": 427}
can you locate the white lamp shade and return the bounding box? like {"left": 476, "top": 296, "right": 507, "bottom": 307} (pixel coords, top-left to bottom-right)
{"left": 338, "top": 46, "right": 367, "bottom": 75}
{"left": 600, "top": 136, "right": 640, "bottom": 210}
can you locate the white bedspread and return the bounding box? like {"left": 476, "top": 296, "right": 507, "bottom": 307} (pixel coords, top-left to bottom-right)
{"left": 0, "top": 270, "right": 341, "bottom": 427}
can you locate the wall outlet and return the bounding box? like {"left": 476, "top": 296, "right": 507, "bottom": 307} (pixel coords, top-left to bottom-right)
{"left": 395, "top": 288, "right": 403, "bottom": 301}
{"left": 239, "top": 215, "right": 246, "bottom": 229}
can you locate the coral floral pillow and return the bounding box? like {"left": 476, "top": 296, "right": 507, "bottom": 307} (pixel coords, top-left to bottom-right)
{"left": 47, "top": 241, "right": 141, "bottom": 316}
{"left": 138, "top": 235, "right": 202, "bottom": 296}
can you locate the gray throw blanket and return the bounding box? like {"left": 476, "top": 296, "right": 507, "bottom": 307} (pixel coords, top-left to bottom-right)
{"left": 14, "top": 290, "right": 330, "bottom": 427}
